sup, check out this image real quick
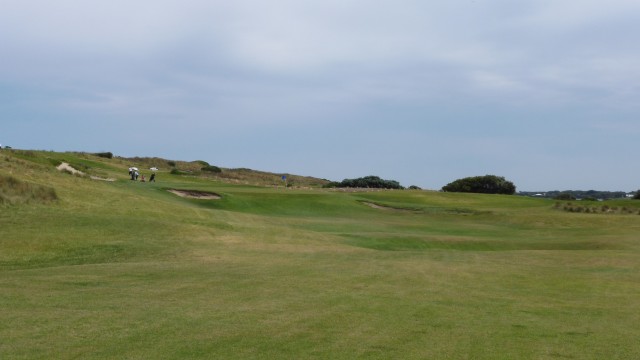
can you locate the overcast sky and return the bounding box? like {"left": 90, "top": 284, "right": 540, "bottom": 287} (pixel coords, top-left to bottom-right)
{"left": 2, "top": 1, "right": 639, "bottom": 191}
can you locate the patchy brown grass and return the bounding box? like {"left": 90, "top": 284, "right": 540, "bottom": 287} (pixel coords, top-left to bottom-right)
{"left": 0, "top": 174, "right": 58, "bottom": 205}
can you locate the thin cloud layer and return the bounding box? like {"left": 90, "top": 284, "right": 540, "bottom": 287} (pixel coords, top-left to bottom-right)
{"left": 2, "top": 1, "right": 639, "bottom": 190}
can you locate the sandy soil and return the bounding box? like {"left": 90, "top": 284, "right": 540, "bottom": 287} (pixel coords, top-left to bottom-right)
{"left": 56, "top": 162, "right": 83, "bottom": 175}
{"left": 361, "top": 201, "right": 416, "bottom": 212}
{"left": 56, "top": 162, "right": 115, "bottom": 181}
{"left": 167, "top": 189, "right": 221, "bottom": 199}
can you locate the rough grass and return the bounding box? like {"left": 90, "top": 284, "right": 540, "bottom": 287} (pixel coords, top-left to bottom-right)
{"left": 0, "top": 174, "right": 58, "bottom": 205}
{"left": 2, "top": 150, "right": 640, "bottom": 359}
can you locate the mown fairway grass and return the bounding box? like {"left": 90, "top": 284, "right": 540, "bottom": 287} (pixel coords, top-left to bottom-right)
{"left": 1, "top": 150, "right": 640, "bottom": 359}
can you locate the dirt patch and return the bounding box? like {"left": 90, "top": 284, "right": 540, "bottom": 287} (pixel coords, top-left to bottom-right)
{"left": 168, "top": 189, "right": 221, "bottom": 200}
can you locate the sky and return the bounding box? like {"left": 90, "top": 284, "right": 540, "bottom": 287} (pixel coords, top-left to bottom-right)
{"left": 1, "top": 0, "right": 639, "bottom": 191}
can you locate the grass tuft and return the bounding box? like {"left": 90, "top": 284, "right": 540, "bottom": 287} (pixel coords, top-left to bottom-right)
{"left": 0, "top": 174, "right": 58, "bottom": 205}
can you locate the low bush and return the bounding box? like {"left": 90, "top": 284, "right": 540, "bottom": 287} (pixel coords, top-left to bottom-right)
{"left": 555, "top": 202, "right": 639, "bottom": 215}
{"left": 93, "top": 152, "right": 113, "bottom": 159}
{"left": 170, "top": 169, "right": 189, "bottom": 175}
{"left": 201, "top": 165, "right": 222, "bottom": 173}
{"left": 554, "top": 193, "right": 576, "bottom": 201}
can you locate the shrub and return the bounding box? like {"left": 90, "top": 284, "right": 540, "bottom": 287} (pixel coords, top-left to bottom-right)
{"left": 201, "top": 165, "right": 222, "bottom": 173}
{"left": 633, "top": 190, "right": 640, "bottom": 200}
{"left": 47, "top": 158, "right": 62, "bottom": 167}
{"left": 167, "top": 161, "right": 176, "bottom": 167}
{"left": 409, "top": 185, "right": 422, "bottom": 190}
{"left": 442, "top": 175, "right": 515, "bottom": 195}
{"left": 170, "top": 169, "right": 189, "bottom": 175}
{"left": 325, "top": 176, "right": 404, "bottom": 189}
{"left": 93, "top": 152, "right": 113, "bottom": 159}
{"left": 554, "top": 193, "right": 576, "bottom": 201}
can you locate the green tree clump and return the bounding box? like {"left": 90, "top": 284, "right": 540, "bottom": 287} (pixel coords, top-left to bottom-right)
{"left": 633, "top": 191, "right": 640, "bottom": 200}
{"left": 93, "top": 152, "right": 113, "bottom": 159}
{"left": 441, "top": 175, "right": 516, "bottom": 195}
{"left": 554, "top": 193, "right": 577, "bottom": 201}
{"left": 201, "top": 165, "right": 222, "bottom": 173}
{"left": 324, "top": 176, "right": 404, "bottom": 189}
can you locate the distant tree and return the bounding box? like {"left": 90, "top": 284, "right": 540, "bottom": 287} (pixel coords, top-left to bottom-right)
{"left": 554, "top": 193, "right": 577, "bottom": 201}
{"left": 441, "top": 175, "right": 516, "bottom": 195}
{"left": 633, "top": 190, "right": 640, "bottom": 200}
{"left": 93, "top": 152, "right": 113, "bottom": 159}
{"left": 201, "top": 165, "right": 222, "bottom": 173}
{"left": 324, "top": 176, "right": 404, "bottom": 189}
{"left": 408, "top": 185, "right": 422, "bottom": 190}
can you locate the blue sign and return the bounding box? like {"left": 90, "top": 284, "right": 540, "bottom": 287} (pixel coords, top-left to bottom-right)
{"left": 282, "top": 175, "right": 287, "bottom": 180}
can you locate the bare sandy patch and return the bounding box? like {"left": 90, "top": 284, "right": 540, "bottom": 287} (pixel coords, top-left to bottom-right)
{"left": 90, "top": 176, "right": 116, "bottom": 182}
{"left": 361, "top": 201, "right": 418, "bottom": 212}
{"left": 168, "top": 189, "right": 221, "bottom": 199}
{"left": 56, "top": 162, "right": 83, "bottom": 175}
{"left": 56, "top": 162, "right": 115, "bottom": 181}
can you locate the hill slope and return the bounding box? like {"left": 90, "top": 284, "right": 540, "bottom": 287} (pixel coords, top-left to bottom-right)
{"left": 1, "top": 149, "right": 640, "bottom": 359}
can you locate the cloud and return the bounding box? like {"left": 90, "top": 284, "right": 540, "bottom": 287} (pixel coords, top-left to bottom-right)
{"left": 2, "top": 0, "right": 640, "bottom": 190}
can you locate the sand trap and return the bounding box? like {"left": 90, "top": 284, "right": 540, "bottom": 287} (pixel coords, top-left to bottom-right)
{"left": 56, "top": 162, "right": 115, "bottom": 181}
{"left": 56, "top": 162, "right": 83, "bottom": 175}
{"left": 90, "top": 176, "right": 116, "bottom": 182}
{"left": 168, "top": 189, "right": 221, "bottom": 199}
{"left": 361, "top": 201, "right": 417, "bottom": 212}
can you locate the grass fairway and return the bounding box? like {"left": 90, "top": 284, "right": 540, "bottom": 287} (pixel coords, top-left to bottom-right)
{"left": 2, "top": 150, "right": 640, "bottom": 359}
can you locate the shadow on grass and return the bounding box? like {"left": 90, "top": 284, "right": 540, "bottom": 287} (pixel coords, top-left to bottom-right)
{"left": 343, "top": 235, "right": 621, "bottom": 251}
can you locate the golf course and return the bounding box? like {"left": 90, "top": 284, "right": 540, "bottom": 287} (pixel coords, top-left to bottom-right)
{"left": 1, "top": 149, "right": 639, "bottom": 359}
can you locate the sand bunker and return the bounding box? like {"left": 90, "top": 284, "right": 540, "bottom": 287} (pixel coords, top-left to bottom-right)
{"left": 361, "top": 201, "right": 417, "bottom": 212}
{"left": 56, "top": 162, "right": 115, "bottom": 181}
{"left": 168, "top": 189, "right": 221, "bottom": 199}
{"left": 56, "top": 162, "right": 83, "bottom": 175}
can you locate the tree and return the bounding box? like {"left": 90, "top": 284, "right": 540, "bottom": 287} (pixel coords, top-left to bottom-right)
{"left": 554, "top": 193, "right": 576, "bottom": 201}
{"left": 441, "top": 175, "right": 516, "bottom": 195}
{"left": 633, "top": 190, "right": 640, "bottom": 200}
{"left": 323, "top": 176, "right": 404, "bottom": 189}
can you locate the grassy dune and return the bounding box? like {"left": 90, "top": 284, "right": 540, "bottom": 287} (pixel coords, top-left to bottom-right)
{"left": 1, "top": 150, "right": 640, "bottom": 359}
